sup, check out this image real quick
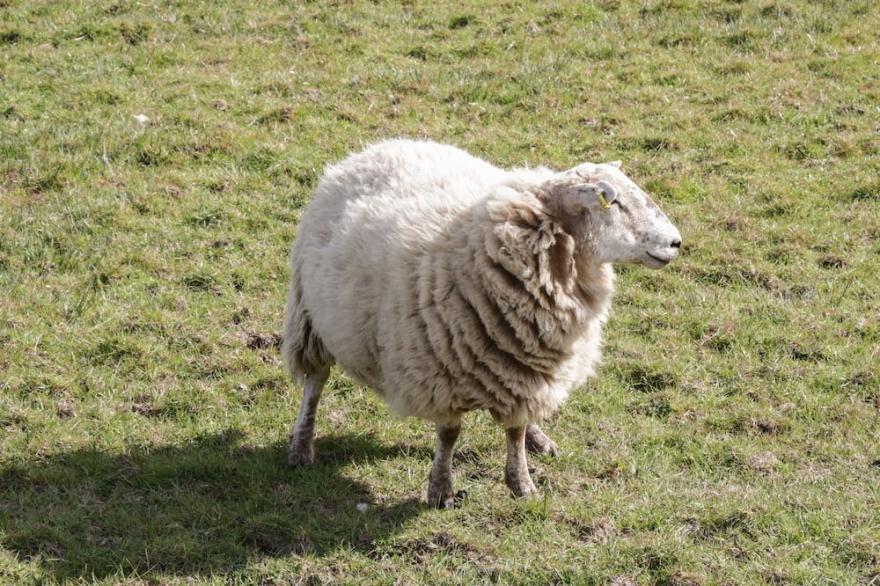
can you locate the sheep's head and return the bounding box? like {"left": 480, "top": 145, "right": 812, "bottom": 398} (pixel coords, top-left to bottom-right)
{"left": 545, "top": 161, "right": 682, "bottom": 269}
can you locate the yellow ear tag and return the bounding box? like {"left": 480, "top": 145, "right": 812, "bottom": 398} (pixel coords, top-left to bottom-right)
{"left": 597, "top": 193, "right": 612, "bottom": 210}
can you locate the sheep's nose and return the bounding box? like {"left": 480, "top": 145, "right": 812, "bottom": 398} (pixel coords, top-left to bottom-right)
{"left": 670, "top": 239, "right": 682, "bottom": 249}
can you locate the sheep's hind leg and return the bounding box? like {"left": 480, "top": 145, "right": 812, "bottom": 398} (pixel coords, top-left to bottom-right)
{"left": 427, "top": 420, "right": 461, "bottom": 509}
{"left": 525, "top": 423, "right": 559, "bottom": 457}
{"left": 288, "top": 369, "right": 329, "bottom": 467}
{"left": 505, "top": 426, "right": 538, "bottom": 498}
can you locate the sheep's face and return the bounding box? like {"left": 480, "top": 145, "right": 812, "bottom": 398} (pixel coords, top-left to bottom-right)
{"left": 553, "top": 162, "right": 682, "bottom": 269}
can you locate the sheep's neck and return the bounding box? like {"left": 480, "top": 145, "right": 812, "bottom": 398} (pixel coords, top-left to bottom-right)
{"left": 572, "top": 256, "right": 614, "bottom": 316}
{"left": 475, "top": 220, "right": 608, "bottom": 362}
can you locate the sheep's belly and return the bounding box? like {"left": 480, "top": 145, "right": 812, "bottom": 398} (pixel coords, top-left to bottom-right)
{"left": 369, "top": 341, "right": 598, "bottom": 426}
{"left": 373, "top": 373, "right": 584, "bottom": 425}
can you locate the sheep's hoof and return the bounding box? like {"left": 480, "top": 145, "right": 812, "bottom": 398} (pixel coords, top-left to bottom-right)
{"left": 428, "top": 491, "right": 455, "bottom": 509}
{"left": 427, "top": 474, "right": 456, "bottom": 509}
{"left": 525, "top": 426, "right": 559, "bottom": 457}
{"left": 505, "top": 472, "right": 538, "bottom": 499}
{"left": 287, "top": 442, "right": 315, "bottom": 467}
{"left": 509, "top": 482, "right": 539, "bottom": 499}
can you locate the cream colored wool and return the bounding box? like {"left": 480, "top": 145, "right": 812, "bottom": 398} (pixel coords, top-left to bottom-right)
{"left": 283, "top": 139, "right": 680, "bottom": 428}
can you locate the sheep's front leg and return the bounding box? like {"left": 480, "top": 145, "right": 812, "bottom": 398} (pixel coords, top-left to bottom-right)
{"left": 427, "top": 420, "right": 460, "bottom": 509}
{"left": 505, "top": 426, "right": 538, "bottom": 498}
{"left": 288, "top": 370, "right": 329, "bottom": 467}
{"left": 525, "top": 423, "right": 559, "bottom": 457}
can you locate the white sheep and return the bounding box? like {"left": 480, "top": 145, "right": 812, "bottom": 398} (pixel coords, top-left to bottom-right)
{"left": 282, "top": 139, "right": 681, "bottom": 506}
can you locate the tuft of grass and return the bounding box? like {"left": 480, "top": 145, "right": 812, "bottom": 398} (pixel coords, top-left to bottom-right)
{"left": 1, "top": 0, "right": 878, "bottom": 583}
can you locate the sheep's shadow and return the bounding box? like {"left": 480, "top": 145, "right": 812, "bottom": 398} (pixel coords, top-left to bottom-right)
{"left": 0, "top": 430, "right": 431, "bottom": 580}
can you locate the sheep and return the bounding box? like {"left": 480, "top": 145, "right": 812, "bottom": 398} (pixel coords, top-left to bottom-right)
{"left": 282, "top": 139, "right": 681, "bottom": 507}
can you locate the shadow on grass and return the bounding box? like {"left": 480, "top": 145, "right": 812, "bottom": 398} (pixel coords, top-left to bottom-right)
{"left": 0, "top": 431, "right": 430, "bottom": 579}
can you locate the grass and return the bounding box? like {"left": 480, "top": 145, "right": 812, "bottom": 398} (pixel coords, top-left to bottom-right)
{"left": 1, "top": 0, "right": 879, "bottom": 583}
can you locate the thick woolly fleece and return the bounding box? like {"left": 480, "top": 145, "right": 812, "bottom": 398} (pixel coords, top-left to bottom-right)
{"left": 283, "top": 139, "right": 614, "bottom": 427}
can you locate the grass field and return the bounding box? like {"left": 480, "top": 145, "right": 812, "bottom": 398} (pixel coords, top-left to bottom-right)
{"left": 1, "top": 0, "right": 879, "bottom": 583}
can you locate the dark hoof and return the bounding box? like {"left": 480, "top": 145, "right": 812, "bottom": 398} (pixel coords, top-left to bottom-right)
{"left": 428, "top": 473, "right": 457, "bottom": 509}
{"left": 509, "top": 482, "right": 539, "bottom": 499}
{"left": 288, "top": 442, "right": 315, "bottom": 467}
{"left": 525, "top": 428, "right": 559, "bottom": 457}
{"left": 505, "top": 470, "right": 539, "bottom": 498}
{"left": 427, "top": 490, "right": 455, "bottom": 509}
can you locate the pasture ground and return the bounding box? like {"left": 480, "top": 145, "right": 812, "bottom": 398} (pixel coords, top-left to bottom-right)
{"left": 1, "top": 0, "right": 879, "bottom": 583}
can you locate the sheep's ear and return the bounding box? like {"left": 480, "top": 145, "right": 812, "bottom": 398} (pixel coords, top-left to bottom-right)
{"left": 595, "top": 180, "right": 618, "bottom": 205}
{"left": 604, "top": 160, "right": 622, "bottom": 169}
{"left": 576, "top": 180, "right": 619, "bottom": 209}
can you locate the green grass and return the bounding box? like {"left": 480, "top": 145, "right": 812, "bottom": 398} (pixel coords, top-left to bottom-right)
{"left": 1, "top": 0, "right": 879, "bottom": 583}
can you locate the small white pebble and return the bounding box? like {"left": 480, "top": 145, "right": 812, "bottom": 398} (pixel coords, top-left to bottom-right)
{"left": 356, "top": 502, "right": 369, "bottom": 513}
{"left": 133, "top": 114, "right": 150, "bottom": 125}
